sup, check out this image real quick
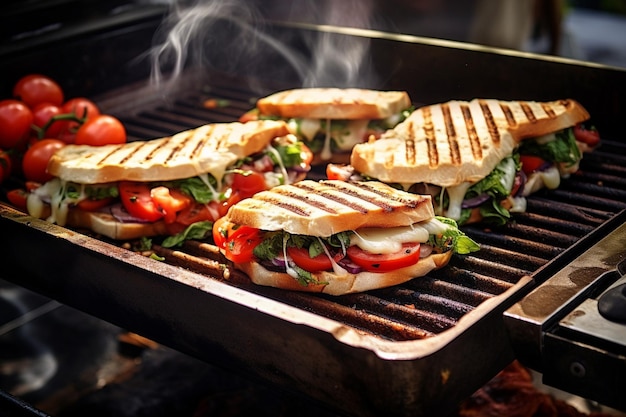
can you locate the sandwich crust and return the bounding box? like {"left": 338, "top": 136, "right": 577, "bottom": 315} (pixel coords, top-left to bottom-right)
{"left": 237, "top": 250, "right": 452, "bottom": 295}
{"left": 225, "top": 180, "right": 435, "bottom": 237}
{"left": 44, "top": 209, "right": 170, "bottom": 240}
{"left": 350, "top": 98, "right": 590, "bottom": 187}
{"left": 256, "top": 88, "right": 411, "bottom": 120}
{"left": 47, "top": 120, "right": 290, "bottom": 184}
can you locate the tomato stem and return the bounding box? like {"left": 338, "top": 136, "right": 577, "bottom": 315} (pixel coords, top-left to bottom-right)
{"left": 37, "top": 111, "right": 87, "bottom": 140}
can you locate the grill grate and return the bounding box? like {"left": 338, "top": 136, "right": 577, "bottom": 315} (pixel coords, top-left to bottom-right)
{"left": 108, "top": 77, "right": 626, "bottom": 343}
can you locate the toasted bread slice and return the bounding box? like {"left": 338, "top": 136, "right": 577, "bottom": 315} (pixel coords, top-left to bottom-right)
{"left": 350, "top": 99, "right": 590, "bottom": 187}
{"left": 225, "top": 179, "right": 434, "bottom": 236}
{"left": 48, "top": 120, "right": 290, "bottom": 184}
{"left": 256, "top": 88, "right": 411, "bottom": 120}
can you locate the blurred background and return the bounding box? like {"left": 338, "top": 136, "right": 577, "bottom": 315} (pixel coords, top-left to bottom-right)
{"left": 257, "top": 0, "right": 626, "bottom": 68}
{"left": 2, "top": 0, "right": 626, "bottom": 69}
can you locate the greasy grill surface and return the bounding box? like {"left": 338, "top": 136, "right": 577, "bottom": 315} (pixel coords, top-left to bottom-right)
{"left": 107, "top": 76, "right": 626, "bottom": 343}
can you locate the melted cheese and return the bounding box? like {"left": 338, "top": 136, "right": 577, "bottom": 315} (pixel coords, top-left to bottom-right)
{"left": 334, "top": 119, "right": 369, "bottom": 151}
{"left": 523, "top": 166, "right": 561, "bottom": 196}
{"left": 28, "top": 178, "right": 87, "bottom": 226}
{"left": 282, "top": 233, "right": 300, "bottom": 279}
{"left": 534, "top": 132, "right": 556, "bottom": 145}
{"left": 499, "top": 157, "right": 517, "bottom": 193}
{"left": 350, "top": 218, "right": 447, "bottom": 254}
{"left": 299, "top": 118, "right": 321, "bottom": 141}
{"left": 198, "top": 173, "right": 221, "bottom": 202}
{"left": 321, "top": 118, "right": 333, "bottom": 161}
{"left": 300, "top": 118, "right": 382, "bottom": 160}
{"left": 444, "top": 182, "right": 472, "bottom": 221}
{"left": 509, "top": 196, "right": 527, "bottom": 213}
{"left": 317, "top": 237, "right": 348, "bottom": 276}
{"left": 264, "top": 145, "right": 290, "bottom": 185}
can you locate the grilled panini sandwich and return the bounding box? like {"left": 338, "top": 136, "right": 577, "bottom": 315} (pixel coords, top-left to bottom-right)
{"left": 214, "top": 180, "right": 479, "bottom": 295}
{"left": 239, "top": 88, "right": 413, "bottom": 164}
{"left": 328, "top": 98, "right": 596, "bottom": 225}
{"left": 26, "top": 120, "right": 313, "bottom": 244}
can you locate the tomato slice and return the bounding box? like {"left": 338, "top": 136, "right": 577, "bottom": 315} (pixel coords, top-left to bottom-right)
{"left": 207, "top": 191, "right": 242, "bottom": 221}
{"left": 326, "top": 163, "right": 353, "bottom": 181}
{"left": 25, "top": 181, "right": 42, "bottom": 192}
{"left": 6, "top": 189, "right": 29, "bottom": 211}
{"left": 287, "top": 246, "right": 342, "bottom": 272}
{"left": 230, "top": 171, "right": 267, "bottom": 199}
{"left": 573, "top": 124, "right": 600, "bottom": 147}
{"left": 212, "top": 216, "right": 232, "bottom": 249}
{"left": 175, "top": 202, "right": 215, "bottom": 226}
{"left": 299, "top": 142, "right": 314, "bottom": 167}
{"left": 150, "top": 186, "right": 192, "bottom": 224}
{"left": 118, "top": 181, "right": 164, "bottom": 222}
{"left": 223, "top": 225, "right": 262, "bottom": 263}
{"left": 346, "top": 242, "right": 421, "bottom": 272}
{"left": 520, "top": 155, "right": 547, "bottom": 175}
{"left": 238, "top": 109, "right": 259, "bottom": 123}
{"left": 76, "top": 197, "right": 115, "bottom": 212}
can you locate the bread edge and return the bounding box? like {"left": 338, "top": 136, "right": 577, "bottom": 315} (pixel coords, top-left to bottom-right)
{"left": 235, "top": 250, "right": 453, "bottom": 295}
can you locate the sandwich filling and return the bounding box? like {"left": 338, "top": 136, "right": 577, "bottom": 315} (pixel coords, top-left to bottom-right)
{"left": 329, "top": 125, "right": 592, "bottom": 226}
{"left": 241, "top": 107, "right": 414, "bottom": 161}
{"left": 27, "top": 135, "right": 313, "bottom": 245}
{"left": 214, "top": 215, "right": 479, "bottom": 286}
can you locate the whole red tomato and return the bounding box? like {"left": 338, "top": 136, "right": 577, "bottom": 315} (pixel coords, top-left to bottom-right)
{"left": 55, "top": 97, "right": 102, "bottom": 144}
{"left": 22, "top": 139, "right": 65, "bottom": 183}
{"left": 32, "top": 102, "right": 64, "bottom": 138}
{"left": 0, "top": 99, "right": 34, "bottom": 149}
{"left": 13, "top": 74, "right": 64, "bottom": 108}
{"left": 75, "top": 114, "right": 127, "bottom": 146}
{"left": 61, "top": 97, "right": 100, "bottom": 119}
{"left": 0, "top": 149, "right": 12, "bottom": 183}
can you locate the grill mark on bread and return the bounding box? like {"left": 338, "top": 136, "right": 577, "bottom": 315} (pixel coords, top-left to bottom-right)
{"left": 165, "top": 134, "right": 188, "bottom": 164}
{"left": 323, "top": 181, "right": 420, "bottom": 211}
{"left": 442, "top": 103, "right": 461, "bottom": 165}
{"left": 461, "top": 103, "right": 482, "bottom": 161}
{"left": 165, "top": 126, "right": 218, "bottom": 164}
{"left": 479, "top": 101, "right": 500, "bottom": 146}
{"left": 99, "top": 125, "right": 219, "bottom": 167}
{"left": 405, "top": 120, "right": 416, "bottom": 165}
{"left": 296, "top": 182, "right": 370, "bottom": 213}
{"left": 541, "top": 102, "right": 557, "bottom": 118}
{"left": 500, "top": 103, "right": 516, "bottom": 128}
{"left": 97, "top": 142, "right": 141, "bottom": 165}
{"left": 405, "top": 138, "right": 416, "bottom": 165}
{"left": 520, "top": 102, "right": 538, "bottom": 123}
{"left": 256, "top": 196, "right": 313, "bottom": 216}
{"left": 422, "top": 107, "right": 438, "bottom": 168}
{"left": 193, "top": 125, "right": 216, "bottom": 155}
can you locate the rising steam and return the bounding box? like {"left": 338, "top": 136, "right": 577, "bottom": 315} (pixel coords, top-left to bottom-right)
{"left": 148, "top": 0, "right": 376, "bottom": 93}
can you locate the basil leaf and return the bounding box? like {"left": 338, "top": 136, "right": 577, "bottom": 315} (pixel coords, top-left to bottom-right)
{"left": 428, "top": 216, "right": 480, "bottom": 254}
{"left": 517, "top": 128, "right": 581, "bottom": 165}
{"left": 161, "top": 221, "right": 213, "bottom": 248}
{"left": 167, "top": 176, "right": 217, "bottom": 203}
{"left": 269, "top": 142, "right": 306, "bottom": 168}
{"left": 85, "top": 184, "right": 119, "bottom": 199}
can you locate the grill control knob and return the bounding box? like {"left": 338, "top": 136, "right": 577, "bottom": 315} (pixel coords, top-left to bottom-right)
{"left": 598, "top": 283, "right": 626, "bottom": 324}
